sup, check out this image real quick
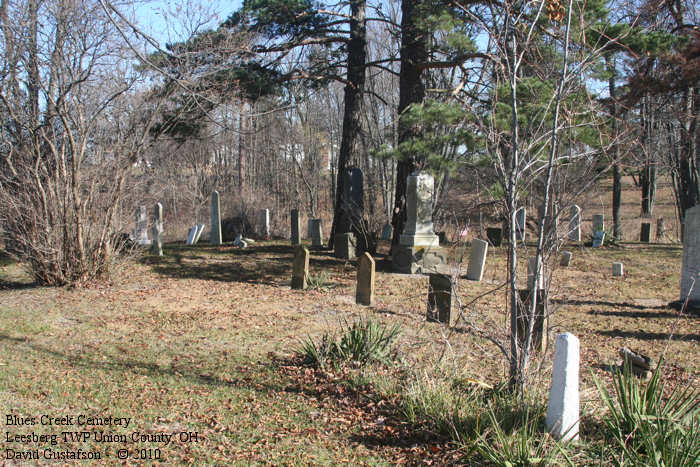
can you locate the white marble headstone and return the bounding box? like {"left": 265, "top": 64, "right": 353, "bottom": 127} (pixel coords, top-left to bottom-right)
{"left": 546, "top": 332, "right": 580, "bottom": 441}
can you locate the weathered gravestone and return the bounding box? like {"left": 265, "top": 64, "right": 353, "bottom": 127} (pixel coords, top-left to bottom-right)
{"left": 640, "top": 222, "right": 651, "bottom": 243}
{"left": 427, "top": 273, "right": 457, "bottom": 326}
{"left": 151, "top": 202, "right": 163, "bottom": 256}
{"left": 560, "top": 251, "right": 572, "bottom": 267}
{"left": 569, "top": 205, "right": 581, "bottom": 242}
{"left": 466, "top": 239, "right": 488, "bottom": 281}
{"left": 290, "top": 209, "right": 301, "bottom": 246}
{"left": 592, "top": 230, "right": 605, "bottom": 248}
{"left": 185, "top": 226, "right": 197, "bottom": 245}
{"left": 133, "top": 206, "right": 151, "bottom": 246}
{"left": 680, "top": 205, "right": 700, "bottom": 304}
{"left": 515, "top": 208, "right": 526, "bottom": 241}
{"left": 335, "top": 168, "right": 364, "bottom": 258}
{"left": 291, "top": 246, "right": 309, "bottom": 290}
{"left": 310, "top": 219, "right": 323, "bottom": 248}
{"left": 592, "top": 214, "right": 604, "bottom": 234}
{"left": 381, "top": 223, "right": 393, "bottom": 241}
{"left": 546, "top": 332, "right": 580, "bottom": 441}
{"left": 356, "top": 252, "right": 375, "bottom": 306}
{"left": 193, "top": 224, "right": 204, "bottom": 244}
{"left": 259, "top": 209, "right": 270, "bottom": 239}
{"left": 210, "top": 191, "right": 222, "bottom": 246}
{"left": 486, "top": 227, "right": 503, "bottom": 247}
{"left": 612, "top": 262, "right": 624, "bottom": 277}
{"left": 392, "top": 172, "right": 446, "bottom": 274}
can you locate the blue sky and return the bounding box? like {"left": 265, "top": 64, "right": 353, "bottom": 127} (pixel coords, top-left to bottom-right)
{"left": 133, "top": 0, "right": 241, "bottom": 45}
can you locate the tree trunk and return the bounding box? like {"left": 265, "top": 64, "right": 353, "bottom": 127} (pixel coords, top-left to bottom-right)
{"left": 607, "top": 56, "right": 622, "bottom": 239}
{"left": 328, "top": 0, "right": 366, "bottom": 248}
{"left": 390, "top": 0, "right": 427, "bottom": 248}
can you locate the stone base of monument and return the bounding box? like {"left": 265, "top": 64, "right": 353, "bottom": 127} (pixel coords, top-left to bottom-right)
{"left": 516, "top": 289, "right": 548, "bottom": 353}
{"left": 392, "top": 245, "right": 447, "bottom": 274}
{"left": 334, "top": 232, "right": 357, "bottom": 260}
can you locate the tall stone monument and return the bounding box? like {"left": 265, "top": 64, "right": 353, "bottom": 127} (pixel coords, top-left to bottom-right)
{"left": 260, "top": 209, "right": 270, "bottom": 239}
{"left": 151, "top": 202, "right": 163, "bottom": 256}
{"left": 392, "top": 172, "right": 446, "bottom": 274}
{"left": 681, "top": 205, "right": 700, "bottom": 304}
{"left": 210, "top": 190, "right": 222, "bottom": 246}
{"left": 290, "top": 209, "right": 301, "bottom": 246}
{"left": 310, "top": 219, "right": 323, "bottom": 248}
{"left": 356, "top": 252, "right": 375, "bottom": 306}
{"left": 291, "top": 246, "right": 309, "bottom": 290}
{"left": 335, "top": 168, "right": 364, "bottom": 259}
{"left": 569, "top": 205, "right": 581, "bottom": 242}
{"left": 546, "top": 332, "right": 580, "bottom": 441}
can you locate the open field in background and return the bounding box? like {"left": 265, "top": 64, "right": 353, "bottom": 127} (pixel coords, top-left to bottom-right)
{"left": 0, "top": 236, "right": 697, "bottom": 464}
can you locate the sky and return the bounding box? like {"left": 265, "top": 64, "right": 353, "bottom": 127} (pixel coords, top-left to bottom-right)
{"left": 132, "top": 0, "right": 241, "bottom": 46}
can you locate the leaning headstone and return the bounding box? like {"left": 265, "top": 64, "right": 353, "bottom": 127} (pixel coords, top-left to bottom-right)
{"left": 290, "top": 209, "right": 301, "bottom": 246}
{"left": 427, "top": 273, "right": 457, "bottom": 326}
{"left": 193, "top": 223, "right": 205, "bottom": 244}
{"left": 569, "top": 205, "right": 581, "bottom": 242}
{"left": 392, "top": 172, "right": 446, "bottom": 274}
{"left": 486, "top": 227, "right": 503, "bottom": 247}
{"left": 185, "top": 226, "right": 197, "bottom": 245}
{"left": 546, "top": 332, "right": 580, "bottom": 441}
{"left": 291, "top": 246, "right": 309, "bottom": 290}
{"left": 356, "top": 252, "right": 375, "bottom": 306}
{"left": 515, "top": 208, "right": 526, "bottom": 241}
{"left": 681, "top": 206, "right": 700, "bottom": 304}
{"left": 592, "top": 214, "right": 604, "bottom": 234}
{"left": 381, "top": 223, "right": 393, "bottom": 241}
{"left": 619, "top": 347, "right": 654, "bottom": 379}
{"left": 133, "top": 206, "right": 151, "bottom": 246}
{"left": 210, "top": 190, "right": 222, "bottom": 246}
{"left": 151, "top": 202, "right": 163, "bottom": 256}
{"left": 640, "top": 222, "right": 651, "bottom": 243}
{"left": 528, "top": 257, "right": 544, "bottom": 291}
{"left": 560, "top": 251, "right": 572, "bottom": 267}
{"left": 612, "top": 262, "right": 624, "bottom": 277}
{"left": 310, "top": 219, "right": 323, "bottom": 248}
{"left": 466, "top": 239, "right": 488, "bottom": 281}
{"left": 259, "top": 209, "right": 270, "bottom": 239}
{"left": 656, "top": 217, "right": 665, "bottom": 241}
{"left": 592, "top": 230, "right": 605, "bottom": 248}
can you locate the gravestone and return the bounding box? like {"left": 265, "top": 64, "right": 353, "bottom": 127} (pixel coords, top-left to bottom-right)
{"left": 613, "top": 262, "right": 624, "bottom": 277}
{"left": 427, "top": 273, "right": 457, "bottom": 327}
{"left": 185, "top": 226, "right": 197, "bottom": 245}
{"left": 291, "top": 246, "right": 309, "bottom": 290}
{"left": 392, "top": 172, "right": 446, "bottom": 274}
{"left": 310, "top": 219, "right": 323, "bottom": 248}
{"left": 259, "top": 209, "right": 270, "bottom": 239}
{"left": 381, "top": 223, "right": 393, "bottom": 241}
{"left": 528, "top": 257, "right": 544, "bottom": 291}
{"left": 560, "top": 251, "right": 572, "bottom": 267}
{"left": 210, "top": 191, "right": 222, "bottom": 246}
{"left": 680, "top": 205, "right": 700, "bottom": 303}
{"left": 592, "top": 214, "right": 604, "bottom": 234}
{"left": 356, "top": 252, "right": 375, "bottom": 306}
{"left": 640, "top": 222, "right": 651, "bottom": 243}
{"left": 466, "top": 239, "right": 488, "bottom": 281}
{"left": 335, "top": 168, "right": 364, "bottom": 258}
{"left": 569, "top": 205, "right": 581, "bottom": 242}
{"left": 133, "top": 206, "right": 151, "bottom": 246}
{"left": 515, "top": 208, "right": 526, "bottom": 241}
{"left": 335, "top": 232, "right": 356, "bottom": 260}
{"left": 486, "top": 227, "right": 503, "bottom": 247}
{"left": 151, "top": 202, "right": 163, "bottom": 256}
{"left": 656, "top": 217, "right": 665, "bottom": 241}
{"left": 193, "top": 224, "right": 204, "bottom": 244}
{"left": 546, "top": 332, "right": 580, "bottom": 441}
{"left": 290, "top": 209, "right": 301, "bottom": 246}
{"left": 592, "top": 230, "right": 605, "bottom": 248}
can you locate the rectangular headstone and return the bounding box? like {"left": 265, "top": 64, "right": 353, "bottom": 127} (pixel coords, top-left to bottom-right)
{"left": 681, "top": 205, "right": 700, "bottom": 303}
{"left": 612, "top": 262, "right": 624, "bottom": 276}
{"left": 193, "top": 223, "right": 205, "bottom": 244}
{"left": 134, "top": 206, "right": 151, "bottom": 245}
{"left": 640, "top": 222, "right": 651, "bottom": 243}
{"left": 427, "top": 273, "right": 457, "bottom": 326}
{"left": 592, "top": 214, "right": 604, "bottom": 234}
{"left": 466, "top": 239, "right": 488, "bottom": 281}
{"left": 592, "top": 230, "right": 605, "bottom": 248}
{"left": 569, "top": 205, "right": 581, "bottom": 242}
{"left": 290, "top": 209, "right": 301, "bottom": 246}
{"left": 260, "top": 209, "right": 270, "bottom": 239}
{"left": 356, "top": 252, "right": 375, "bottom": 306}
{"left": 186, "top": 226, "right": 197, "bottom": 245}
{"left": 560, "top": 251, "right": 572, "bottom": 267}
{"left": 515, "top": 208, "right": 526, "bottom": 242}
{"left": 291, "top": 246, "right": 309, "bottom": 290}
{"left": 210, "top": 190, "right": 222, "bottom": 245}
{"left": 546, "top": 332, "right": 580, "bottom": 441}
{"left": 486, "top": 227, "right": 502, "bottom": 247}
{"left": 310, "top": 219, "right": 323, "bottom": 247}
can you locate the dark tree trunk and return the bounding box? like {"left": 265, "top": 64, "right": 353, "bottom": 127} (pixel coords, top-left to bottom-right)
{"left": 390, "top": 0, "right": 427, "bottom": 248}
{"left": 328, "top": 0, "right": 366, "bottom": 248}
{"left": 607, "top": 56, "right": 622, "bottom": 239}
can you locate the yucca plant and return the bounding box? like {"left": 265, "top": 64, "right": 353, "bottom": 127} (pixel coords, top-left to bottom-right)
{"left": 306, "top": 271, "right": 332, "bottom": 290}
